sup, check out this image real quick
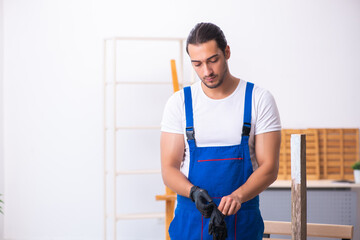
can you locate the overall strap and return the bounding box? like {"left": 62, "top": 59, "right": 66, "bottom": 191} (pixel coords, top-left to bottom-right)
{"left": 183, "top": 86, "right": 196, "bottom": 148}
{"left": 241, "top": 82, "right": 254, "bottom": 144}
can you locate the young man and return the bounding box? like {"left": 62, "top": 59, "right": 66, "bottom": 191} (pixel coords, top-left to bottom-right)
{"left": 160, "top": 22, "right": 281, "bottom": 240}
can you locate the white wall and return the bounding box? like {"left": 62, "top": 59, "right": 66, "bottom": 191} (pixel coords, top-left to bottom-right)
{"left": 1, "top": 0, "right": 360, "bottom": 240}
{"left": 0, "top": 0, "right": 4, "bottom": 238}
{"left": 3, "top": 0, "right": 103, "bottom": 239}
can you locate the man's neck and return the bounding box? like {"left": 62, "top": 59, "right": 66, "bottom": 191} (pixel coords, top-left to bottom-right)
{"left": 201, "top": 74, "right": 240, "bottom": 100}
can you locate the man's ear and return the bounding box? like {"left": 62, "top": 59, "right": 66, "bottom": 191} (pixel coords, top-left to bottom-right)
{"left": 225, "top": 45, "right": 230, "bottom": 60}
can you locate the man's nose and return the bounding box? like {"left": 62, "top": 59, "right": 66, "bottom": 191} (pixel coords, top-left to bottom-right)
{"left": 203, "top": 64, "right": 213, "bottom": 76}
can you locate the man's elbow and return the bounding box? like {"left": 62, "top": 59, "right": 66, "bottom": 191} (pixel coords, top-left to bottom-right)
{"left": 161, "top": 165, "right": 170, "bottom": 185}
{"left": 271, "top": 171, "right": 278, "bottom": 183}
{"left": 270, "top": 164, "right": 279, "bottom": 183}
{"left": 261, "top": 161, "right": 278, "bottom": 184}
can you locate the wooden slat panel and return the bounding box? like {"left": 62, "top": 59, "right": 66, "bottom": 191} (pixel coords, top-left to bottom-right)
{"left": 280, "top": 128, "right": 359, "bottom": 181}
{"left": 326, "top": 174, "right": 343, "bottom": 179}
{"left": 318, "top": 129, "right": 359, "bottom": 180}
{"left": 344, "top": 141, "right": 357, "bottom": 146}
{"left": 279, "top": 129, "right": 320, "bottom": 180}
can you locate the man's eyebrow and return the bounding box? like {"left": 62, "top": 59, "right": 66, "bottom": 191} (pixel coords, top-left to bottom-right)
{"left": 207, "top": 54, "right": 219, "bottom": 60}
{"left": 191, "top": 54, "right": 219, "bottom": 63}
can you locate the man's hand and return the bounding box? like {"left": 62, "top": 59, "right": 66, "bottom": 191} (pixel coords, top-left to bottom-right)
{"left": 218, "top": 192, "right": 242, "bottom": 216}
{"left": 209, "top": 203, "right": 227, "bottom": 240}
{"left": 189, "top": 186, "right": 214, "bottom": 218}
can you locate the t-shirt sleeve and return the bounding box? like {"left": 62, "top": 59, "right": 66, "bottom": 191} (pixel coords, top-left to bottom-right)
{"left": 254, "top": 89, "right": 282, "bottom": 135}
{"left": 161, "top": 91, "right": 184, "bottom": 134}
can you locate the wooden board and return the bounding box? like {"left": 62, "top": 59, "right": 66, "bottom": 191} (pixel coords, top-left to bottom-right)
{"left": 263, "top": 220, "right": 353, "bottom": 239}
{"left": 291, "top": 134, "right": 307, "bottom": 240}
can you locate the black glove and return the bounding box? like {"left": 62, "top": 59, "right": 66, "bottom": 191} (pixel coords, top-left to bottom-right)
{"left": 208, "top": 203, "right": 227, "bottom": 240}
{"left": 189, "top": 186, "right": 214, "bottom": 218}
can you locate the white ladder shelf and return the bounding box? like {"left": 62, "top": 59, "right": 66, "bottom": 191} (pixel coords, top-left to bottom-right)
{"left": 103, "top": 37, "right": 186, "bottom": 240}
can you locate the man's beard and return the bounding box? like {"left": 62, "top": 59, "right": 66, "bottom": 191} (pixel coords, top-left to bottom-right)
{"left": 201, "top": 74, "right": 224, "bottom": 89}
{"left": 201, "top": 64, "right": 228, "bottom": 89}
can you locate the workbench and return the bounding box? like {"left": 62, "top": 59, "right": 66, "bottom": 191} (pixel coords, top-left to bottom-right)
{"left": 260, "top": 180, "right": 360, "bottom": 240}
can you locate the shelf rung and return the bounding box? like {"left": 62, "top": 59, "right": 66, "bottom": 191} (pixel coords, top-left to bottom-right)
{"left": 104, "top": 36, "right": 185, "bottom": 41}
{"left": 105, "top": 81, "right": 172, "bottom": 85}
{"left": 117, "top": 81, "right": 172, "bottom": 85}
{"left": 116, "top": 126, "right": 160, "bottom": 130}
{"left": 105, "top": 126, "right": 161, "bottom": 130}
{"left": 155, "top": 194, "right": 177, "bottom": 201}
{"left": 117, "top": 212, "right": 165, "bottom": 220}
{"left": 116, "top": 169, "right": 161, "bottom": 175}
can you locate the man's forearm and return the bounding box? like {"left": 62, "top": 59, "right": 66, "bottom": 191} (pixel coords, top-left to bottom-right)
{"left": 233, "top": 163, "right": 278, "bottom": 203}
{"left": 233, "top": 131, "right": 280, "bottom": 204}
{"left": 160, "top": 132, "right": 192, "bottom": 197}
{"left": 162, "top": 165, "right": 193, "bottom": 198}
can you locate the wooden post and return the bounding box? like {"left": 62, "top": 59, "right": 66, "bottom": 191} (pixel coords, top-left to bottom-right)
{"left": 170, "top": 60, "right": 180, "bottom": 92}
{"left": 291, "top": 134, "right": 307, "bottom": 240}
{"left": 165, "top": 188, "right": 176, "bottom": 240}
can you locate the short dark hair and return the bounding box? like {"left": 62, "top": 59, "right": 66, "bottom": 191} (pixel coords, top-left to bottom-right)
{"left": 186, "top": 22, "right": 228, "bottom": 55}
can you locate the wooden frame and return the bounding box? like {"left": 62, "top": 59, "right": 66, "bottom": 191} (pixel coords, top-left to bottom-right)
{"left": 263, "top": 220, "right": 354, "bottom": 239}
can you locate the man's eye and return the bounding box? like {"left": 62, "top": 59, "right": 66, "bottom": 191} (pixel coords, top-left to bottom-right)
{"left": 210, "top": 58, "right": 218, "bottom": 63}
{"left": 194, "top": 63, "right": 201, "bottom": 67}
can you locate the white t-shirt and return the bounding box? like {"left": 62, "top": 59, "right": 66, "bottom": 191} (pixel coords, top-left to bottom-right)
{"left": 161, "top": 79, "right": 281, "bottom": 177}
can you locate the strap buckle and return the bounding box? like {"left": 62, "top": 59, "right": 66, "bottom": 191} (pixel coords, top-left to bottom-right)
{"left": 242, "top": 122, "right": 251, "bottom": 136}
{"left": 186, "top": 127, "right": 195, "bottom": 141}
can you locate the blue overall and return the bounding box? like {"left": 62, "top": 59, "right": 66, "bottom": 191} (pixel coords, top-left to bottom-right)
{"left": 169, "top": 82, "right": 264, "bottom": 240}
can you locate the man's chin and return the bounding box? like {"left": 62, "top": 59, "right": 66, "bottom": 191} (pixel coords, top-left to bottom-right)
{"left": 202, "top": 80, "right": 222, "bottom": 89}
